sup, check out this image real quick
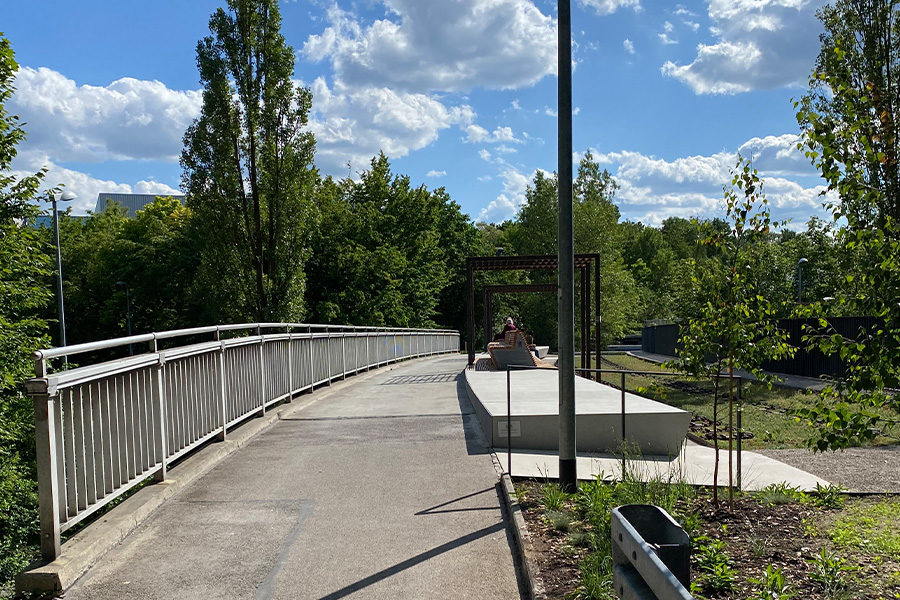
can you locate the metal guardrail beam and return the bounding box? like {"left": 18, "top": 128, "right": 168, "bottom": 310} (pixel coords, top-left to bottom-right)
{"left": 611, "top": 505, "right": 693, "bottom": 600}
{"left": 27, "top": 323, "right": 460, "bottom": 560}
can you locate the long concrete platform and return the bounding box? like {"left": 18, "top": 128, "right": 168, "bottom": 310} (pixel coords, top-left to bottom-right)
{"left": 465, "top": 363, "right": 691, "bottom": 456}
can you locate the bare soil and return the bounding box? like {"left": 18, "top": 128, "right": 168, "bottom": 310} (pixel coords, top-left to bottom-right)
{"left": 516, "top": 480, "right": 900, "bottom": 599}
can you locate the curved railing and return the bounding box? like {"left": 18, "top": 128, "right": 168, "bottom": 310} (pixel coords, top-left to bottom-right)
{"left": 25, "top": 323, "right": 460, "bottom": 560}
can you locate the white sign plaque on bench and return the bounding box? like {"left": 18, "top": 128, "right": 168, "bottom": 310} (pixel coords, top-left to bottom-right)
{"left": 497, "top": 420, "right": 521, "bottom": 437}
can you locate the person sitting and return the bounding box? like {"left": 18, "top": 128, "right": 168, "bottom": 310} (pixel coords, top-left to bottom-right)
{"left": 525, "top": 333, "right": 539, "bottom": 357}
{"left": 493, "top": 317, "right": 517, "bottom": 341}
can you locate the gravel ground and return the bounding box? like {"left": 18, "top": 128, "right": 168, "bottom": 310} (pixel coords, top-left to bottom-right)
{"left": 759, "top": 446, "right": 900, "bottom": 492}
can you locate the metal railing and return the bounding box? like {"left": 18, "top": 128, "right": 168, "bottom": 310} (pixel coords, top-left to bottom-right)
{"left": 501, "top": 363, "right": 746, "bottom": 484}
{"left": 25, "top": 323, "right": 460, "bottom": 560}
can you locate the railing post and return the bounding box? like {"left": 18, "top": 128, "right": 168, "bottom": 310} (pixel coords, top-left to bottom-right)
{"left": 326, "top": 328, "right": 332, "bottom": 386}
{"left": 33, "top": 391, "right": 62, "bottom": 560}
{"left": 217, "top": 336, "right": 227, "bottom": 441}
{"left": 287, "top": 326, "right": 294, "bottom": 401}
{"left": 153, "top": 337, "right": 168, "bottom": 481}
{"left": 340, "top": 327, "right": 347, "bottom": 380}
{"left": 257, "top": 325, "right": 266, "bottom": 414}
{"left": 308, "top": 325, "right": 315, "bottom": 389}
{"left": 365, "top": 330, "right": 371, "bottom": 370}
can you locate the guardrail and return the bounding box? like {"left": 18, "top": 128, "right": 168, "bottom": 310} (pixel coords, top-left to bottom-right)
{"left": 25, "top": 323, "right": 460, "bottom": 560}
{"left": 611, "top": 505, "right": 692, "bottom": 599}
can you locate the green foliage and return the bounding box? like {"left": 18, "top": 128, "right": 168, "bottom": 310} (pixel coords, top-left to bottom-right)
{"left": 51, "top": 198, "right": 203, "bottom": 345}
{"left": 749, "top": 564, "right": 795, "bottom": 600}
{"left": 181, "top": 0, "right": 317, "bottom": 322}
{"left": 304, "top": 156, "right": 473, "bottom": 328}
{"left": 798, "top": 0, "right": 899, "bottom": 229}
{"left": 490, "top": 151, "right": 637, "bottom": 349}
{"left": 809, "top": 548, "right": 853, "bottom": 597}
{"left": 813, "top": 483, "right": 847, "bottom": 509}
{"left": 830, "top": 499, "right": 900, "bottom": 556}
{"left": 546, "top": 510, "right": 573, "bottom": 531}
{"left": 570, "top": 468, "right": 695, "bottom": 599}
{"left": 755, "top": 482, "right": 808, "bottom": 506}
{"left": 677, "top": 157, "right": 795, "bottom": 505}
{"left": 794, "top": 0, "right": 900, "bottom": 452}
{"left": 0, "top": 33, "right": 51, "bottom": 584}
{"left": 541, "top": 481, "right": 567, "bottom": 512}
{"left": 693, "top": 538, "right": 736, "bottom": 594}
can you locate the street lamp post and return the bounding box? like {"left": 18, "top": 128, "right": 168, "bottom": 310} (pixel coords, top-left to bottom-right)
{"left": 797, "top": 257, "right": 808, "bottom": 303}
{"left": 116, "top": 281, "right": 133, "bottom": 355}
{"left": 557, "top": 0, "right": 577, "bottom": 492}
{"left": 52, "top": 191, "right": 76, "bottom": 366}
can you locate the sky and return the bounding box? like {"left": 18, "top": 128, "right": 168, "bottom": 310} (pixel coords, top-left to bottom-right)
{"left": 4, "top": 0, "right": 832, "bottom": 228}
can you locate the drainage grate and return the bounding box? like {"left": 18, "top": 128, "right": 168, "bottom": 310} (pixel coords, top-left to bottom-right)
{"left": 381, "top": 372, "right": 459, "bottom": 385}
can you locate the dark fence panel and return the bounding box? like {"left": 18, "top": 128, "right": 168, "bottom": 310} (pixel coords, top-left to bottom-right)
{"left": 641, "top": 317, "right": 880, "bottom": 379}
{"left": 641, "top": 323, "right": 680, "bottom": 356}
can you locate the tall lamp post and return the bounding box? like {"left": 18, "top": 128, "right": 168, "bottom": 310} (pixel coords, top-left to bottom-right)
{"left": 52, "top": 191, "right": 77, "bottom": 366}
{"left": 797, "top": 257, "right": 808, "bottom": 303}
{"left": 116, "top": 281, "right": 133, "bottom": 355}
{"left": 557, "top": 0, "right": 577, "bottom": 492}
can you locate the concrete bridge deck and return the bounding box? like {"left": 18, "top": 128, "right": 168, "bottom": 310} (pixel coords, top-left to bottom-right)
{"left": 62, "top": 355, "right": 522, "bottom": 600}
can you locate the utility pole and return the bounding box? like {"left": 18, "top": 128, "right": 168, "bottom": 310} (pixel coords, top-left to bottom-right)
{"left": 558, "top": 0, "right": 577, "bottom": 492}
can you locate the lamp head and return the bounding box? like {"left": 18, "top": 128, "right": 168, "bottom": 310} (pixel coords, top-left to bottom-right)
{"left": 116, "top": 281, "right": 126, "bottom": 288}
{"left": 798, "top": 257, "right": 808, "bottom": 266}
{"left": 58, "top": 191, "right": 77, "bottom": 203}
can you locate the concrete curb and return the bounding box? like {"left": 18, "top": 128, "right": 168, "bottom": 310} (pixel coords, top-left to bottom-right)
{"left": 496, "top": 473, "right": 546, "bottom": 600}
{"left": 14, "top": 359, "right": 416, "bottom": 595}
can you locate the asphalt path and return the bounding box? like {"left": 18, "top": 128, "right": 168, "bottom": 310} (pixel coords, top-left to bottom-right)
{"left": 63, "top": 355, "right": 522, "bottom": 600}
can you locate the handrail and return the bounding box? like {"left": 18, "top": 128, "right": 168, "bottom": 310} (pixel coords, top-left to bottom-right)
{"left": 32, "top": 322, "right": 457, "bottom": 364}
{"left": 27, "top": 323, "right": 460, "bottom": 560}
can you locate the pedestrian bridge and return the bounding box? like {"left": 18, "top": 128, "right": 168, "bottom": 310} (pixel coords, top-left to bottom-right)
{"left": 23, "top": 324, "right": 460, "bottom": 567}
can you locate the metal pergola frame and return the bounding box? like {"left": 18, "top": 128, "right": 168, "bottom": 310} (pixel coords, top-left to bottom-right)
{"left": 466, "top": 254, "right": 600, "bottom": 374}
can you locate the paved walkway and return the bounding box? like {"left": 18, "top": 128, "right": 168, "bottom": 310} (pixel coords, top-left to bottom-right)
{"left": 64, "top": 355, "right": 521, "bottom": 600}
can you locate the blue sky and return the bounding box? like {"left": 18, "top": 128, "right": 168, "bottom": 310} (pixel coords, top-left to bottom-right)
{"left": 5, "top": 0, "right": 830, "bottom": 227}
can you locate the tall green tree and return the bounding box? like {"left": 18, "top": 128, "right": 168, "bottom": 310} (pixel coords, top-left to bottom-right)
{"left": 794, "top": 0, "right": 900, "bottom": 451}
{"left": 305, "top": 154, "right": 472, "bottom": 328}
{"left": 799, "top": 0, "right": 899, "bottom": 228}
{"left": 181, "top": 0, "right": 317, "bottom": 322}
{"left": 0, "top": 33, "right": 52, "bottom": 582}
{"left": 677, "top": 158, "right": 794, "bottom": 507}
{"left": 504, "top": 153, "right": 636, "bottom": 347}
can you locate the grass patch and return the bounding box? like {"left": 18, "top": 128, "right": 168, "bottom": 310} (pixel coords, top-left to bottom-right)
{"left": 593, "top": 354, "right": 900, "bottom": 450}
{"left": 829, "top": 498, "right": 900, "bottom": 557}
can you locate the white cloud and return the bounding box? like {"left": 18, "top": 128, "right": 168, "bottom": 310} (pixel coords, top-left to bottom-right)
{"left": 588, "top": 134, "right": 829, "bottom": 226}
{"left": 477, "top": 166, "right": 533, "bottom": 222}
{"left": 11, "top": 67, "right": 201, "bottom": 163}
{"left": 664, "top": 20, "right": 675, "bottom": 32}
{"left": 661, "top": 0, "right": 825, "bottom": 94}
{"left": 578, "top": 0, "right": 642, "bottom": 16}
{"left": 303, "top": 1, "right": 557, "bottom": 93}
{"left": 11, "top": 151, "right": 180, "bottom": 214}
{"left": 464, "top": 124, "right": 523, "bottom": 144}
{"left": 544, "top": 106, "right": 558, "bottom": 117}
{"left": 426, "top": 169, "right": 447, "bottom": 177}
{"left": 623, "top": 39, "right": 635, "bottom": 54}
{"left": 658, "top": 33, "right": 678, "bottom": 45}
{"left": 307, "top": 77, "right": 475, "bottom": 174}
